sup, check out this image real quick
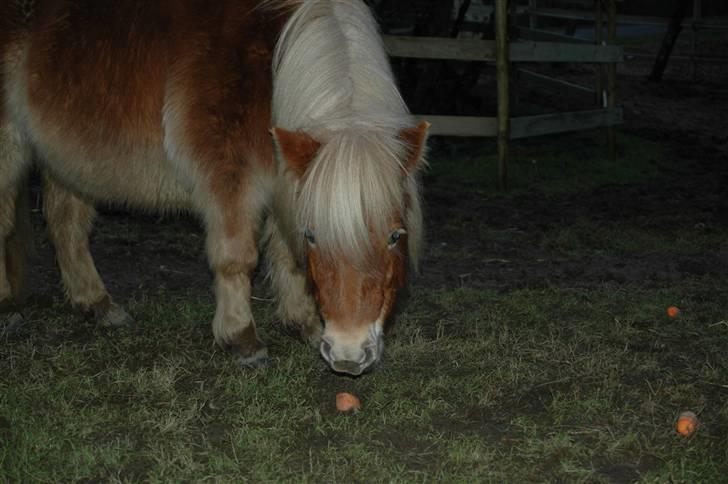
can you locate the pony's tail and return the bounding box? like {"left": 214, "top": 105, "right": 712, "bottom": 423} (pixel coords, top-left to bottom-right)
{"left": 5, "top": 179, "right": 33, "bottom": 304}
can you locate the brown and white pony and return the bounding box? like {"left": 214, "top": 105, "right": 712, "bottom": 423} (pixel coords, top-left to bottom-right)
{"left": 0, "top": 0, "right": 427, "bottom": 375}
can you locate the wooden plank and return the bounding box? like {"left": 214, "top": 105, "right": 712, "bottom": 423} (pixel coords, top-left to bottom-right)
{"left": 510, "top": 108, "right": 623, "bottom": 139}
{"left": 415, "top": 115, "right": 498, "bottom": 137}
{"left": 415, "top": 4, "right": 528, "bottom": 20}
{"left": 607, "top": 0, "right": 617, "bottom": 161}
{"left": 514, "top": 26, "right": 593, "bottom": 44}
{"left": 529, "top": 0, "right": 538, "bottom": 29}
{"left": 691, "top": 0, "right": 701, "bottom": 80}
{"left": 510, "top": 1, "right": 521, "bottom": 117}
{"left": 417, "top": 108, "right": 623, "bottom": 138}
{"left": 495, "top": 0, "right": 509, "bottom": 190}
{"left": 528, "top": 7, "right": 728, "bottom": 28}
{"left": 684, "top": 19, "right": 728, "bottom": 30}
{"left": 699, "top": 16, "right": 728, "bottom": 26}
{"left": 510, "top": 41, "right": 622, "bottom": 63}
{"left": 528, "top": 7, "right": 667, "bottom": 25}
{"left": 595, "top": 0, "right": 605, "bottom": 107}
{"left": 517, "top": 68, "right": 595, "bottom": 98}
{"left": 384, "top": 37, "right": 621, "bottom": 63}
{"left": 649, "top": 0, "right": 690, "bottom": 81}
{"left": 383, "top": 36, "right": 495, "bottom": 61}
{"left": 624, "top": 52, "right": 728, "bottom": 64}
{"left": 556, "top": 0, "right": 594, "bottom": 6}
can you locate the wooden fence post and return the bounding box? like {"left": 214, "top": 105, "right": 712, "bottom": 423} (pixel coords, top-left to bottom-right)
{"left": 691, "top": 0, "right": 702, "bottom": 81}
{"left": 510, "top": 0, "right": 521, "bottom": 117}
{"left": 649, "top": 0, "right": 691, "bottom": 82}
{"left": 595, "top": 0, "right": 604, "bottom": 108}
{"left": 607, "top": 0, "right": 616, "bottom": 161}
{"left": 496, "top": 0, "right": 510, "bottom": 190}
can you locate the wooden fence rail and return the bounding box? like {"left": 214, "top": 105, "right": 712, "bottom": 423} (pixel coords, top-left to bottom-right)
{"left": 415, "top": 108, "right": 622, "bottom": 139}
{"left": 383, "top": 37, "right": 622, "bottom": 63}
{"left": 528, "top": 6, "right": 728, "bottom": 29}
{"left": 383, "top": 1, "right": 623, "bottom": 189}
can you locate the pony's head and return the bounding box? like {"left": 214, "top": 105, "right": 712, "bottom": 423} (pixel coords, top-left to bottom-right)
{"left": 272, "top": 121, "right": 428, "bottom": 375}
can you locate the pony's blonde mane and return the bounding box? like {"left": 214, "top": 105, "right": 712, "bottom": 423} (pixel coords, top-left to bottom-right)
{"left": 269, "top": 0, "right": 423, "bottom": 268}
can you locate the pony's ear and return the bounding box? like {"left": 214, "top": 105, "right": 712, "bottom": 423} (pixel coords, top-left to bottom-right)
{"left": 270, "top": 127, "right": 321, "bottom": 178}
{"left": 399, "top": 121, "right": 430, "bottom": 175}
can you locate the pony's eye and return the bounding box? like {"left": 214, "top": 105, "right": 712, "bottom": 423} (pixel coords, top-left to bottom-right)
{"left": 388, "top": 229, "right": 406, "bottom": 248}
{"left": 304, "top": 228, "right": 316, "bottom": 245}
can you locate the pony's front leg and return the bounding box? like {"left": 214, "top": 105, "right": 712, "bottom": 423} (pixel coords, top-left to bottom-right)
{"left": 262, "top": 217, "right": 322, "bottom": 347}
{"left": 201, "top": 192, "right": 267, "bottom": 368}
{"left": 42, "top": 174, "right": 132, "bottom": 326}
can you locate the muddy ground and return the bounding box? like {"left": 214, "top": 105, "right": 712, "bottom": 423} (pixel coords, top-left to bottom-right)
{"left": 15, "top": 64, "right": 728, "bottom": 322}
{"left": 421, "top": 65, "right": 728, "bottom": 291}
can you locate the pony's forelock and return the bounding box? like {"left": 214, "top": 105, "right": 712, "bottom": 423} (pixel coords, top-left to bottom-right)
{"left": 270, "top": 0, "right": 424, "bottom": 269}
{"left": 297, "top": 128, "right": 406, "bottom": 265}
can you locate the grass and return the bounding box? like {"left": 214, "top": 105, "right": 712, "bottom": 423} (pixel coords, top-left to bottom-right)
{"left": 425, "top": 131, "right": 667, "bottom": 195}
{"left": 3, "top": 285, "right": 727, "bottom": 482}
{"left": 539, "top": 217, "right": 725, "bottom": 255}
{"left": 2, "top": 129, "right": 728, "bottom": 481}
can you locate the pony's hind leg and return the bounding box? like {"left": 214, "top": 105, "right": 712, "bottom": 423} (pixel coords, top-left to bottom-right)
{"left": 42, "top": 174, "right": 132, "bottom": 326}
{"left": 262, "top": 217, "right": 322, "bottom": 347}
{"left": 0, "top": 122, "right": 31, "bottom": 323}
{"left": 0, "top": 188, "right": 21, "bottom": 311}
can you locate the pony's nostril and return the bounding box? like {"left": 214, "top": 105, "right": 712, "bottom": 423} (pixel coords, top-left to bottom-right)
{"left": 320, "top": 339, "right": 334, "bottom": 364}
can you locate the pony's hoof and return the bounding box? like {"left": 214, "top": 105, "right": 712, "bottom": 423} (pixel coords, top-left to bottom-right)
{"left": 2, "top": 312, "right": 26, "bottom": 335}
{"left": 233, "top": 346, "right": 270, "bottom": 369}
{"left": 94, "top": 300, "right": 133, "bottom": 327}
{"left": 219, "top": 326, "right": 269, "bottom": 368}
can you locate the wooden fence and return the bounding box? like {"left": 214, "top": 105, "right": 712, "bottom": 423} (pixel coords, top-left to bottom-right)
{"left": 529, "top": 0, "right": 728, "bottom": 79}
{"left": 383, "top": 0, "right": 622, "bottom": 189}
{"left": 383, "top": 0, "right": 726, "bottom": 188}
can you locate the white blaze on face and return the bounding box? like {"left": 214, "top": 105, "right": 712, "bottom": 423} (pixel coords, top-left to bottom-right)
{"left": 320, "top": 320, "right": 384, "bottom": 375}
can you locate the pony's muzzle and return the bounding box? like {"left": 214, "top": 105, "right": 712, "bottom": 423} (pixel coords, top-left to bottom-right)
{"left": 320, "top": 334, "right": 381, "bottom": 376}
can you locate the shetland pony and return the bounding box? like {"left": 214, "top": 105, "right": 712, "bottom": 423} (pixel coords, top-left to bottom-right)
{"left": 0, "top": 0, "right": 427, "bottom": 375}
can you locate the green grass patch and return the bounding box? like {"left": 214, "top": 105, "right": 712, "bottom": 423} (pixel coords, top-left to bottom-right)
{"left": 3, "top": 282, "right": 727, "bottom": 481}
{"left": 540, "top": 217, "right": 725, "bottom": 256}
{"left": 426, "top": 130, "right": 667, "bottom": 194}
{"left": 3, "top": 132, "right": 727, "bottom": 481}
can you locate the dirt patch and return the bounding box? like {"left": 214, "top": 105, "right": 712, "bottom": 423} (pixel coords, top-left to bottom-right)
{"left": 416, "top": 70, "right": 728, "bottom": 292}
{"left": 431, "top": 406, "right": 517, "bottom": 445}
